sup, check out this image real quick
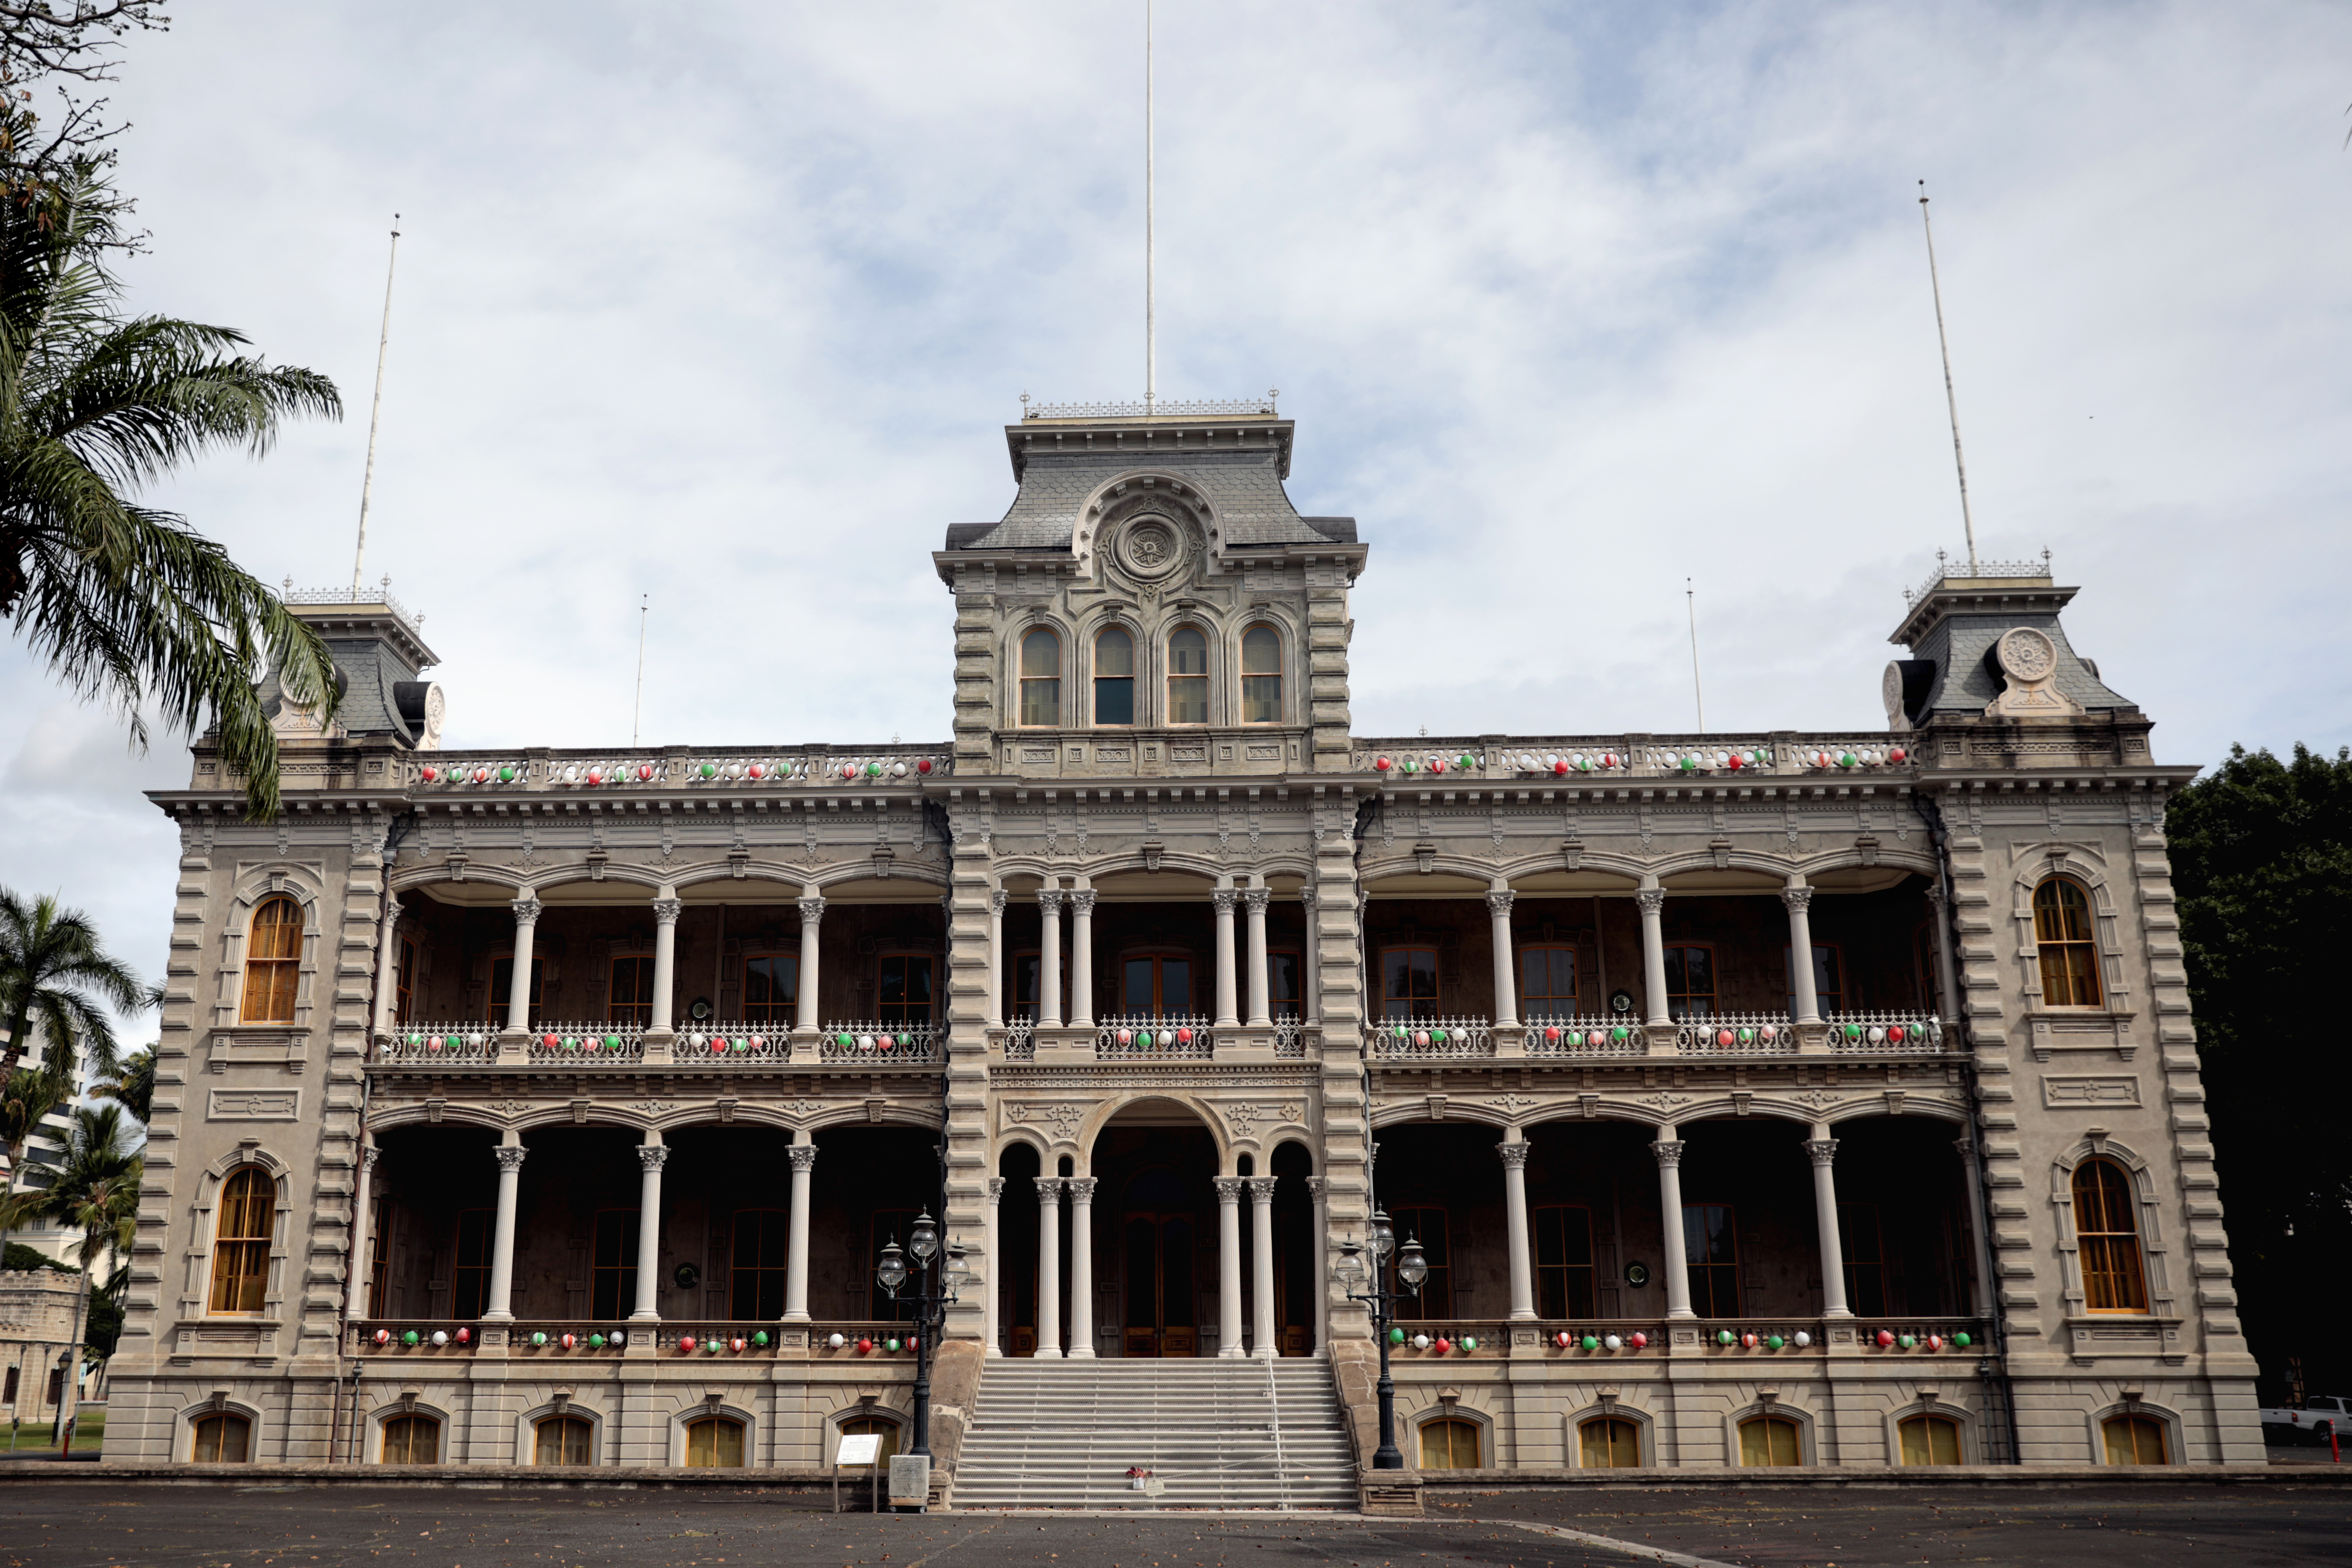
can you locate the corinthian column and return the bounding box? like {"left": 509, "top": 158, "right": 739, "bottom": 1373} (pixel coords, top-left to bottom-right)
{"left": 1066, "top": 1177, "right": 1098, "bottom": 1357}
{"left": 986, "top": 889, "right": 1008, "bottom": 1029}
{"left": 1243, "top": 887, "right": 1273, "bottom": 1028}
{"left": 1499, "top": 1141, "right": 1536, "bottom": 1320}
{"left": 984, "top": 1177, "right": 1006, "bottom": 1357}
{"left": 371, "top": 898, "right": 404, "bottom": 1041}
{"left": 1784, "top": 880, "right": 1821, "bottom": 1025}
{"left": 1069, "top": 887, "right": 1097, "bottom": 1029}
{"left": 631, "top": 1142, "right": 667, "bottom": 1322}
{"left": 1212, "top": 887, "right": 1240, "bottom": 1029}
{"left": 1635, "top": 883, "right": 1670, "bottom": 1028}
{"left": 349, "top": 1144, "right": 380, "bottom": 1320}
{"left": 783, "top": 1144, "right": 816, "bottom": 1322}
{"left": 1247, "top": 1176, "right": 1278, "bottom": 1357}
{"left": 1808, "top": 1130, "right": 1850, "bottom": 1318}
{"left": 1215, "top": 1177, "right": 1245, "bottom": 1357}
{"left": 1034, "top": 1177, "right": 1064, "bottom": 1358}
{"left": 1487, "top": 886, "right": 1519, "bottom": 1028}
{"left": 1653, "top": 1132, "right": 1693, "bottom": 1320}
{"left": 795, "top": 891, "right": 825, "bottom": 1036}
{"left": 483, "top": 1142, "right": 527, "bottom": 1322}
{"left": 504, "top": 896, "right": 542, "bottom": 1035}
{"left": 649, "top": 891, "right": 682, "bottom": 1035}
{"left": 1038, "top": 889, "right": 1065, "bottom": 1027}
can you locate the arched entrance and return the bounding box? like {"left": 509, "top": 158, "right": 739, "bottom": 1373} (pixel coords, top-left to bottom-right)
{"left": 1089, "top": 1102, "right": 1221, "bottom": 1358}
{"left": 1119, "top": 1168, "right": 1198, "bottom": 1357}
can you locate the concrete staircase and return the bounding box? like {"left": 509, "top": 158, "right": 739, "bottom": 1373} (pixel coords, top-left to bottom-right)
{"left": 952, "top": 1357, "right": 1358, "bottom": 1510}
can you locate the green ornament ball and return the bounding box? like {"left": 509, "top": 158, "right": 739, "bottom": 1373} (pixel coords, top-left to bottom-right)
{"left": 602, "top": 1034, "right": 621, "bottom": 1050}
{"left": 1716, "top": 1330, "right": 1735, "bottom": 1346}
{"left": 886, "top": 1337, "right": 903, "bottom": 1353}
{"left": 587, "top": 1333, "right": 605, "bottom": 1349}
{"left": 1137, "top": 1031, "right": 1154, "bottom": 1048}
{"left": 1580, "top": 1335, "right": 1599, "bottom": 1351}
{"left": 497, "top": 766, "right": 516, "bottom": 782}
{"left": 531, "top": 1332, "right": 547, "bottom": 1346}
{"left": 1460, "top": 1336, "right": 1477, "bottom": 1351}
{"left": 405, "top": 1032, "right": 423, "bottom": 1045}
{"left": 1953, "top": 1332, "right": 1972, "bottom": 1348}
{"left": 752, "top": 1331, "right": 769, "bottom": 1347}
{"left": 1767, "top": 1334, "right": 1785, "bottom": 1350}
{"left": 699, "top": 762, "right": 718, "bottom": 778}
{"left": 1457, "top": 753, "right": 1475, "bottom": 769}
{"left": 1390, "top": 1327, "right": 1406, "bottom": 1344}
{"left": 1430, "top": 1029, "right": 1448, "bottom": 1044}
{"left": 402, "top": 1330, "right": 421, "bottom": 1346}
{"left": 1844, "top": 1023, "right": 1863, "bottom": 1040}
{"left": 896, "top": 1032, "right": 912, "bottom": 1049}
{"left": 704, "top": 1339, "right": 721, "bottom": 1354}
{"left": 1610, "top": 1026, "right": 1629, "bottom": 1042}
{"left": 1899, "top": 1334, "right": 1916, "bottom": 1349}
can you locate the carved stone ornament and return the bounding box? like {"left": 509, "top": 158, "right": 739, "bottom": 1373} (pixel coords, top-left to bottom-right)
{"left": 1115, "top": 513, "right": 1190, "bottom": 582}
{"left": 1986, "top": 626, "right": 2085, "bottom": 718}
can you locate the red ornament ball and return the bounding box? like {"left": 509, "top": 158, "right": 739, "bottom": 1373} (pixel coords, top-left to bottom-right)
{"left": 916, "top": 757, "right": 933, "bottom": 774}
{"left": 1374, "top": 756, "right": 1392, "bottom": 771}
{"left": 1552, "top": 759, "right": 1569, "bottom": 774}
{"left": 678, "top": 1335, "right": 698, "bottom": 1354}
{"left": 1628, "top": 1332, "right": 1648, "bottom": 1349}
{"left": 857, "top": 1337, "right": 874, "bottom": 1354}
{"left": 1876, "top": 1329, "right": 1895, "bottom": 1347}
{"left": 560, "top": 1333, "right": 576, "bottom": 1349}
{"left": 1432, "top": 1336, "right": 1452, "bottom": 1355}
{"left": 420, "top": 766, "right": 439, "bottom": 782}
{"left": 374, "top": 1328, "right": 391, "bottom": 1345}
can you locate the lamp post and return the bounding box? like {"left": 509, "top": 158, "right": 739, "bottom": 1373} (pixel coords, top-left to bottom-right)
{"left": 875, "top": 1210, "right": 966, "bottom": 1485}
{"left": 1335, "top": 1207, "right": 1426, "bottom": 1470}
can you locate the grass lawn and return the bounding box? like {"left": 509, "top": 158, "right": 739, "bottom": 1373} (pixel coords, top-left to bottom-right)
{"left": 69, "top": 1406, "right": 104, "bottom": 1453}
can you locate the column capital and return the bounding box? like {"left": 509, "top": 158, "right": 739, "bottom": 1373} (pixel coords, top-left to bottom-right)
{"left": 652, "top": 897, "right": 684, "bottom": 925}
{"left": 1037, "top": 888, "right": 1065, "bottom": 913}
{"left": 1066, "top": 1176, "right": 1099, "bottom": 1203}
{"left": 511, "top": 895, "right": 543, "bottom": 926}
{"left": 797, "top": 896, "right": 827, "bottom": 925}
{"left": 787, "top": 1145, "right": 817, "bottom": 1173}
{"left": 1213, "top": 1176, "right": 1245, "bottom": 1203}
{"left": 1805, "top": 1138, "right": 1839, "bottom": 1168}
{"left": 1486, "top": 889, "right": 1515, "bottom": 917}
{"left": 1924, "top": 881, "right": 1949, "bottom": 910}
{"left": 1244, "top": 1176, "right": 1277, "bottom": 1203}
{"left": 988, "top": 889, "right": 1010, "bottom": 916}
{"left": 1952, "top": 1135, "right": 1977, "bottom": 1158}
{"left": 1240, "top": 888, "right": 1270, "bottom": 915}
{"left": 1069, "top": 889, "right": 1097, "bottom": 917}
{"left": 381, "top": 897, "right": 405, "bottom": 931}
{"left": 986, "top": 1176, "right": 1006, "bottom": 1205}
{"left": 1633, "top": 887, "right": 1666, "bottom": 916}
{"left": 1211, "top": 888, "right": 1238, "bottom": 915}
{"left": 637, "top": 1144, "right": 669, "bottom": 1173}
{"left": 494, "top": 1146, "right": 528, "bottom": 1173}
{"left": 361, "top": 1146, "right": 382, "bottom": 1173}
{"left": 1496, "top": 1142, "right": 1532, "bottom": 1168}
{"left": 1304, "top": 1176, "right": 1328, "bottom": 1199}
{"left": 1033, "top": 1175, "right": 1064, "bottom": 1201}
{"left": 1650, "top": 1139, "right": 1686, "bottom": 1168}
{"left": 1781, "top": 885, "right": 1815, "bottom": 914}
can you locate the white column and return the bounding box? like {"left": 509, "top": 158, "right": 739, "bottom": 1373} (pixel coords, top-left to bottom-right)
{"left": 1243, "top": 886, "right": 1273, "bottom": 1028}
{"left": 1784, "top": 880, "right": 1822, "bottom": 1025}
{"left": 1034, "top": 1177, "right": 1063, "bottom": 1358}
{"left": 1653, "top": 1131, "right": 1694, "bottom": 1320}
{"left": 1808, "top": 1129, "right": 1850, "bottom": 1317}
{"left": 504, "top": 896, "right": 541, "bottom": 1034}
{"left": 649, "top": 890, "right": 681, "bottom": 1034}
{"left": 1067, "top": 1177, "right": 1098, "bottom": 1357}
{"left": 1037, "top": 889, "right": 1065, "bottom": 1027}
{"left": 1247, "top": 1176, "right": 1277, "bottom": 1357}
{"left": 1927, "top": 883, "right": 1964, "bottom": 1024}
{"left": 1301, "top": 886, "right": 1321, "bottom": 1024}
{"left": 984, "top": 1177, "right": 1006, "bottom": 1357}
{"left": 1069, "top": 887, "right": 1097, "bottom": 1029}
{"left": 483, "top": 1142, "right": 526, "bottom": 1322}
{"left": 1215, "top": 1177, "right": 1245, "bottom": 1357}
{"left": 631, "top": 1142, "right": 666, "bottom": 1322}
{"left": 349, "top": 1144, "right": 380, "bottom": 1320}
{"left": 370, "top": 899, "right": 403, "bottom": 1040}
{"left": 985, "top": 890, "right": 1008, "bottom": 1029}
{"left": 1499, "top": 1141, "right": 1536, "bottom": 1321}
{"left": 1488, "top": 885, "right": 1519, "bottom": 1028}
{"left": 1635, "top": 883, "right": 1671, "bottom": 1028}
{"left": 795, "top": 892, "right": 825, "bottom": 1034}
{"left": 1212, "top": 886, "right": 1241, "bottom": 1029}
{"left": 1955, "top": 1136, "right": 1997, "bottom": 1319}
{"left": 1305, "top": 1174, "right": 1330, "bottom": 1351}
{"left": 783, "top": 1143, "right": 816, "bottom": 1322}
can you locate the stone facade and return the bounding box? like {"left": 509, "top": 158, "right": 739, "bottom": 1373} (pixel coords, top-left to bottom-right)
{"left": 100, "top": 404, "right": 2261, "bottom": 1479}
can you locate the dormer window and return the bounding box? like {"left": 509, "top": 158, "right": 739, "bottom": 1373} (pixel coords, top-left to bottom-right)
{"left": 1241, "top": 624, "right": 1282, "bottom": 723}
{"left": 1094, "top": 627, "right": 1135, "bottom": 725}
{"left": 1168, "top": 626, "right": 1209, "bottom": 725}
{"left": 1019, "top": 628, "right": 1062, "bottom": 727}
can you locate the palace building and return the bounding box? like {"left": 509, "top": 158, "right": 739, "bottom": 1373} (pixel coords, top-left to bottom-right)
{"left": 101, "top": 399, "right": 2263, "bottom": 1499}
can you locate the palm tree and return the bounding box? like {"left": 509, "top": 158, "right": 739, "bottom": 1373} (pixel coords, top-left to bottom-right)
{"left": 0, "top": 131, "right": 344, "bottom": 821}
{"left": 94, "top": 1044, "right": 153, "bottom": 1124}
{"left": 0, "top": 887, "right": 150, "bottom": 1176}
{"left": 0, "top": 1103, "right": 139, "bottom": 1450}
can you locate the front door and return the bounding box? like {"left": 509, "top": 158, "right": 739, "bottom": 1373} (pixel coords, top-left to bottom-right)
{"left": 1123, "top": 1214, "right": 1198, "bottom": 1357}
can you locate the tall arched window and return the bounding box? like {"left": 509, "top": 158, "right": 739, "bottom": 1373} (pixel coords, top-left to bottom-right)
{"left": 2033, "top": 876, "right": 2102, "bottom": 1006}
{"left": 208, "top": 1167, "right": 277, "bottom": 1314}
{"left": 2072, "top": 1156, "right": 2149, "bottom": 1312}
{"left": 1240, "top": 624, "right": 1282, "bottom": 723}
{"left": 1018, "top": 628, "right": 1061, "bottom": 727}
{"left": 1167, "top": 626, "right": 1209, "bottom": 725}
{"left": 1094, "top": 627, "right": 1135, "bottom": 725}
{"left": 240, "top": 895, "right": 303, "bottom": 1023}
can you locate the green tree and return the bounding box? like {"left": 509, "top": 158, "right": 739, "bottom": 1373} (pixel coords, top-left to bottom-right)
{"left": 0, "top": 887, "right": 150, "bottom": 1174}
{"left": 2168, "top": 743, "right": 2352, "bottom": 1400}
{"left": 0, "top": 135, "right": 343, "bottom": 820}
{"left": 94, "top": 1042, "right": 151, "bottom": 1123}
{"left": 0, "top": 1101, "right": 138, "bottom": 1446}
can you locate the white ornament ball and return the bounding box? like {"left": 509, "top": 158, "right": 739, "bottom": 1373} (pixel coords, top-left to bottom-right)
{"left": 430, "top": 1330, "right": 449, "bottom": 1347}
{"left": 1604, "top": 1333, "right": 1623, "bottom": 1351}
{"left": 609, "top": 1330, "right": 627, "bottom": 1347}
{"left": 1412, "top": 1334, "right": 1430, "bottom": 1351}
{"left": 828, "top": 1333, "right": 846, "bottom": 1349}
{"left": 1792, "top": 1330, "right": 1811, "bottom": 1348}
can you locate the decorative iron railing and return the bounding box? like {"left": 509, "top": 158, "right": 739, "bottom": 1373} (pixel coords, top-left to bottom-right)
{"left": 674, "top": 1025, "right": 790, "bottom": 1063}
{"left": 1273, "top": 1018, "right": 1307, "bottom": 1058}
{"left": 1095, "top": 1015, "right": 1215, "bottom": 1059}
{"left": 1354, "top": 738, "right": 1916, "bottom": 779}
{"left": 1824, "top": 1011, "right": 1946, "bottom": 1053}
{"left": 1677, "top": 1012, "right": 1799, "bottom": 1055}
{"left": 818, "top": 1023, "right": 942, "bottom": 1063}
{"left": 1000, "top": 1019, "right": 1036, "bottom": 1061}
{"left": 282, "top": 580, "right": 423, "bottom": 634}
{"left": 1852, "top": 1317, "right": 1991, "bottom": 1353}
{"left": 1370, "top": 1016, "right": 1494, "bottom": 1059}
{"left": 410, "top": 745, "right": 951, "bottom": 791}
{"left": 1906, "top": 548, "right": 2053, "bottom": 602}
{"left": 529, "top": 1022, "right": 648, "bottom": 1062}
{"left": 380, "top": 1025, "right": 499, "bottom": 1062}
{"left": 1523, "top": 1017, "right": 1645, "bottom": 1056}
{"left": 1020, "top": 396, "right": 1277, "bottom": 420}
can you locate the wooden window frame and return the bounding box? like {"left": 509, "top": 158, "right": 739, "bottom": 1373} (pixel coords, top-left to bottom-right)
{"left": 239, "top": 895, "right": 304, "bottom": 1023}
{"left": 875, "top": 952, "right": 937, "bottom": 1026}
{"left": 191, "top": 1411, "right": 252, "bottom": 1463}
{"left": 1417, "top": 1415, "right": 1481, "bottom": 1470}
{"left": 1577, "top": 1415, "right": 1643, "bottom": 1468}
{"left": 1784, "top": 942, "right": 1844, "bottom": 1016}
{"left": 394, "top": 933, "right": 418, "bottom": 1024}
{"left": 1534, "top": 1203, "right": 1597, "bottom": 1321}
{"left": 1018, "top": 627, "right": 1062, "bottom": 728}
{"left": 2101, "top": 1412, "right": 2169, "bottom": 1466}
{"left": 487, "top": 954, "right": 546, "bottom": 1015}
{"left": 1239, "top": 622, "right": 1282, "bottom": 725}
{"left": 1663, "top": 941, "right": 1716, "bottom": 1021}
{"left": 590, "top": 1208, "right": 640, "bottom": 1321}
{"left": 1379, "top": 945, "right": 1440, "bottom": 1023}
{"left": 368, "top": 1190, "right": 391, "bottom": 1317}
{"left": 534, "top": 1413, "right": 595, "bottom": 1466}
{"left": 684, "top": 1415, "right": 746, "bottom": 1468}
{"left": 1897, "top": 1412, "right": 1964, "bottom": 1466}
{"left": 729, "top": 1208, "right": 791, "bottom": 1321}
{"left": 1839, "top": 1201, "right": 1886, "bottom": 1317}
{"left": 2034, "top": 876, "right": 2104, "bottom": 1007}
{"left": 207, "top": 1166, "right": 277, "bottom": 1316}
{"left": 2072, "top": 1157, "right": 2150, "bottom": 1313}
{"left": 741, "top": 951, "right": 798, "bottom": 1025}
{"left": 607, "top": 953, "right": 654, "bottom": 1028}
{"left": 1269, "top": 949, "right": 1303, "bottom": 1021}
{"left": 1093, "top": 626, "right": 1136, "bottom": 727}
{"left": 381, "top": 1413, "right": 441, "bottom": 1465}
{"left": 1165, "top": 624, "right": 1211, "bottom": 727}
{"left": 1681, "top": 1201, "right": 1740, "bottom": 1318}
{"left": 1737, "top": 1414, "right": 1803, "bottom": 1467}
{"left": 1517, "top": 944, "right": 1581, "bottom": 1018}
{"left": 451, "top": 1208, "right": 493, "bottom": 1319}
{"left": 1118, "top": 948, "right": 1198, "bottom": 1016}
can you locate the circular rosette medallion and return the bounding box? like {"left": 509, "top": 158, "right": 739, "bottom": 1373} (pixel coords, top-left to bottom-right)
{"left": 1116, "top": 515, "right": 1188, "bottom": 582}
{"left": 1996, "top": 626, "right": 2058, "bottom": 683}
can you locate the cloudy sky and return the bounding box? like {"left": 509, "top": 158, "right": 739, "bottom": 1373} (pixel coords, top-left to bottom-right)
{"left": 4, "top": 0, "right": 2349, "bottom": 1032}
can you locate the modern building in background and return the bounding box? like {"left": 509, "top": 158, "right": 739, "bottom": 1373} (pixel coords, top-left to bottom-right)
{"left": 98, "top": 401, "right": 2261, "bottom": 1491}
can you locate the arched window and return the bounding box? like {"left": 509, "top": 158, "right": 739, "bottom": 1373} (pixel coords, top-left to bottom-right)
{"left": 685, "top": 1415, "right": 746, "bottom": 1467}
{"left": 535, "top": 1414, "right": 594, "bottom": 1465}
{"left": 2102, "top": 1413, "right": 2169, "bottom": 1465}
{"left": 1094, "top": 627, "right": 1135, "bottom": 725}
{"left": 190, "top": 1411, "right": 251, "bottom": 1463}
{"left": 208, "top": 1167, "right": 277, "bottom": 1314}
{"left": 837, "top": 1415, "right": 900, "bottom": 1466}
{"left": 2033, "top": 877, "right": 2102, "bottom": 1006}
{"left": 1897, "top": 1414, "right": 1963, "bottom": 1465}
{"left": 1578, "top": 1416, "right": 1641, "bottom": 1468}
{"left": 1737, "top": 1414, "right": 1803, "bottom": 1467}
{"left": 240, "top": 895, "right": 303, "bottom": 1023}
{"left": 1018, "top": 628, "right": 1061, "bottom": 727}
{"left": 2072, "top": 1157, "right": 2149, "bottom": 1312}
{"left": 1418, "top": 1417, "right": 1480, "bottom": 1469}
{"left": 381, "top": 1414, "right": 440, "bottom": 1464}
{"left": 1167, "top": 626, "right": 1209, "bottom": 725}
{"left": 1240, "top": 624, "right": 1282, "bottom": 723}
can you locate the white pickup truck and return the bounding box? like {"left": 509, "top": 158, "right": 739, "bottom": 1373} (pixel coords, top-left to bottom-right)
{"left": 2261, "top": 1394, "right": 2352, "bottom": 1443}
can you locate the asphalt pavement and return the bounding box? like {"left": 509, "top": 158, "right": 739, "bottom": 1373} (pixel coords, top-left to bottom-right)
{"left": 1, "top": 1480, "right": 2349, "bottom": 1568}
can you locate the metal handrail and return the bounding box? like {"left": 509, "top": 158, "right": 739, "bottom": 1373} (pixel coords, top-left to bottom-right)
{"left": 818, "top": 1022, "right": 942, "bottom": 1063}
{"left": 380, "top": 1024, "right": 498, "bottom": 1062}
{"left": 1369, "top": 1016, "right": 1493, "bottom": 1059}
{"left": 1096, "top": 1014, "right": 1214, "bottom": 1058}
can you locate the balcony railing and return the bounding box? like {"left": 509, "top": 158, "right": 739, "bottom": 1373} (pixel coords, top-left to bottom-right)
{"left": 1001, "top": 1019, "right": 1037, "bottom": 1061}
{"left": 1825, "top": 1011, "right": 1947, "bottom": 1052}
{"left": 381, "top": 1025, "right": 499, "bottom": 1062}
{"left": 1524, "top": 1016, "right": 1645, "bottom": 1057}
{"left": 1096, "top": 1015, "right": 1215, "bottom": 1059}
{"left": 1376, "top": 1316, "right": 1992, "bottom": 1360}
{"left": 675, "top": 1026, "right": 788, "bottom": 1063}
{"left": 1273, "top": 1017, "right": 1307, "bottom": 1058}
{"left": 819, "top": 1022, "right": 942, "bottom": 1063}
{"left": 531, "top": 1022, "right": 648, "bottom": 1062}
{"left": 1371, "top": 1016, "right": 1493, "bottom": 1060}
{"left": 1677, "top": 1012, "right": 1800, "bottom": 1055}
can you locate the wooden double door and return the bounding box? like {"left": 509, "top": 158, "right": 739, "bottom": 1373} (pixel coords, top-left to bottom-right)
{"left": 1122, "top": 1211, "right": 1199, "bottom": 1357}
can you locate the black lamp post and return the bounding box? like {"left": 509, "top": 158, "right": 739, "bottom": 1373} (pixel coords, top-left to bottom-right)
{"left": 875, "top": 1210, "right": 966, "bottom": 1475}
{"left": 1335, "top": 1207, "right": 1427, "bottom": 1470}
